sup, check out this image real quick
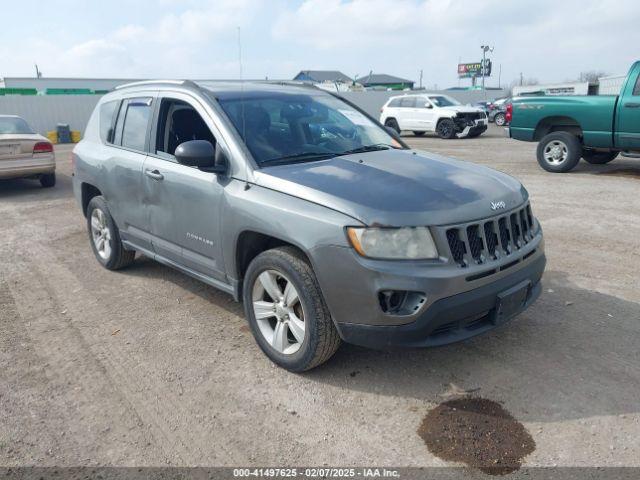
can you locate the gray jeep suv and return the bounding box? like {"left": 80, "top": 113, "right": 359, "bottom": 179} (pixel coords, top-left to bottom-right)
{"left": 73, "top": 80, "right": 545, "bottom": 371}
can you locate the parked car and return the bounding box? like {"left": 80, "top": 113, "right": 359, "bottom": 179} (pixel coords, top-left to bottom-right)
{"left": 0, "top": 115, "right": 56, "bottom": 187}
{"left": 509, "top": 61, "right": 640, "bottom": 172}
{"left": 488, "top": 97, "right": 510, "bottom": 126}
{"left": 73, "top": 80, "right": 545, "bottom": 371}
{"left": 380, "top": 94, "right": 488, "bottom": 139}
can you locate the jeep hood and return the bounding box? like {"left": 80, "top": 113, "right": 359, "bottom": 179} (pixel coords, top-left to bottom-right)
{"left": 440, "top": 105, "right": 484, "bottom": 114}
{"left": 254, "top": 149, "right": 527, "bottom": 226}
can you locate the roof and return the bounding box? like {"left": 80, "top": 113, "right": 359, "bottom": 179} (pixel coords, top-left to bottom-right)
{"left": 293, "top": 70, "right": 353, "bottom": 83}
{"left": 355, "top": 73, "right": 414, "bottom": 85}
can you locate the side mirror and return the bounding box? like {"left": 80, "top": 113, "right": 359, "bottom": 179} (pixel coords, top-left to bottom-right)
{"left": 175, "top": 140, "right": 227, "bottom": 174}
{"left": 424, "top": 103, "right": 433, "bottom": 109}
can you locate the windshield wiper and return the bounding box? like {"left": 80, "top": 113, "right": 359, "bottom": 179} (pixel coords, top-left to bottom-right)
{"left": 336, "top": 144, "right": 396, "bottom": 156}
{"left": 261, "top": 151, "right": 337, "bottom": 166}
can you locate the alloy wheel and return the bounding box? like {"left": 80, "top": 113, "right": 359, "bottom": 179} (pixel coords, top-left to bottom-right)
{"left": 252, "top": 270, "right": 306, "bottom": 355}
{"left": 90, "top": 208, "right": 112, "bottom": 260}
{"left": 543, "top": 140, "right": 569, "bottom": 165}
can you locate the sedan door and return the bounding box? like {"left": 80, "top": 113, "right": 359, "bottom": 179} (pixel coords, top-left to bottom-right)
{"left": 142, "top": 93, "right": 227, "bottom": 282}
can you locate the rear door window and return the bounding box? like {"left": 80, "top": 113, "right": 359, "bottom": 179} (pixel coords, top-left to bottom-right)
{"left": 633, "top": 75, "right": 640, "bottom": 96}
{"left": 121, "top": 98, "right": 153, "bottom": 151}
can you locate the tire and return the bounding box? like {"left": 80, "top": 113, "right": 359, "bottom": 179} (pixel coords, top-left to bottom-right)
{"left": 467, "top": 130, "right": 484, "bottom": 138}
{"left": 40, "top": 173, "right": 56, "bottom": 188}
{"left": 536, "top": 132, "right": 582, "bottom": 173}
{"left": 582, "top": 150, "right": 618, "bottom": 165}
{"left": 436, "top": 118, "right": 457, "bottom": 139}
{"left": 413, "top": 131, "right": 426, "bottom": 137}
{"left": 243, "top": 246, "right": 341, "bottom": 372}
{"left": 86, "top": 196, "right": 136, "bottom": 270}
{"left": 384, "top": 118, "right": 401, "bottom": 135}
{"left": 494, "top": 113, "right": 506, "bottom": 126}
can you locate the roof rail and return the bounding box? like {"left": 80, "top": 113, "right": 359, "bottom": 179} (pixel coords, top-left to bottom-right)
{"left": 114, "top": 79, "right": 198, "bottom": 90}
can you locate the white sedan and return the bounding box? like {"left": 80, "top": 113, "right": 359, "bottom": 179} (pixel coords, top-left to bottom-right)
{"left": 0, "top": 115, "right": 56, "bottom": 187}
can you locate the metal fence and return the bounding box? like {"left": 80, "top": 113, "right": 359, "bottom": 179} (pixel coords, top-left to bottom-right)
{"left": 0, "top": 88, "right": 510, "bottom": 136}
{"left": 0, "top": 95, "right": 100, "bottom": 135}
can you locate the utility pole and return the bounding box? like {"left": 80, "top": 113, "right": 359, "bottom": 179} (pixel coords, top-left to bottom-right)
{"left": 480, "top": 45, "right": 493, "bottom": 100}
{"left": 520, "top": 72, "right": 524, "bottom": 86}
{"left": 498, "top": 64, "right": 502, "bottom": 89}
{"left": 34, "top": 64, "right": 42, "bottom": 78}
{"left": 419, "top": 69, "right": 423, "bottom": 89}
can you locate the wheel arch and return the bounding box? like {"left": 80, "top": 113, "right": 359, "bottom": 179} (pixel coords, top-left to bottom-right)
{"left": 234, "top": 230, "right": 313, "bottom": 295}
{"left": 81, "top": 183, "right": 102, "bottom": 217}
{"left": 534, "top": 116, "right": 583, "bottom": 141}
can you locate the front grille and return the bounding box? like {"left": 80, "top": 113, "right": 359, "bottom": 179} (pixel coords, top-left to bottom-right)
{"left": 444, "top": 203, "right": 536, "bottom": 268}
{"left": 457, "top": 112, "right": 484, "bottom": 121}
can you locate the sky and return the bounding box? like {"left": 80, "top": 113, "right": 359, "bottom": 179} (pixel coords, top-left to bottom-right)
{"left": 1, "top": 0, "right": 639, "bottom": 88}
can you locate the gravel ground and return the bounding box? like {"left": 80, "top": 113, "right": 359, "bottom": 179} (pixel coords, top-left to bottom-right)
{"left": 1, "top": 125, "right": 639, "bottom": 470}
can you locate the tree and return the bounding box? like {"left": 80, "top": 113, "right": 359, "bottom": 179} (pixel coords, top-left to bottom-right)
{"left": 577, "top": 70, "right": 608, "bottom": 83}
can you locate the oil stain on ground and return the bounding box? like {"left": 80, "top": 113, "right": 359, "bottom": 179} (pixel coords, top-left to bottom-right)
{"left": 418, "top": 397, "right": 535, "bottom": 476}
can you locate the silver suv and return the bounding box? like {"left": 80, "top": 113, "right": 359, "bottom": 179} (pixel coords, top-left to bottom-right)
{"left": 73, "top": 80, "right": 546, "bottom": 371}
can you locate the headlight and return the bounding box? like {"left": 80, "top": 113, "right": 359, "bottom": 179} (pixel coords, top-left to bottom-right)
{"left": 346, "top": 227, "right": 438, "bottom": 260}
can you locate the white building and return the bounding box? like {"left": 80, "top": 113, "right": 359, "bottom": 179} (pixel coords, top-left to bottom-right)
{"left": 597, "top": 75, "right": 626, "bottom": 95}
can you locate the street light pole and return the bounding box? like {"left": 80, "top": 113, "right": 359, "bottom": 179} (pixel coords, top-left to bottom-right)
{"left": 480, "top": 45, "right": 493, "bottom": 101}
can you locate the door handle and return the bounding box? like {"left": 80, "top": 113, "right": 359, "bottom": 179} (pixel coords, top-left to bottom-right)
{"left": 145, "top": 169, "right": 164, "bottom": 180}
{"left": 624, "top": 102, "right": 640, "bottom": 108}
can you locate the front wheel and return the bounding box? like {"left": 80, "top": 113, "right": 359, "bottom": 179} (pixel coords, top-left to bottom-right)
{"left": 243, "top": 247, "right": 341, "bottom": 372}
{"left": 436, "top": 118, "right": 457, "bottom": 139}
{"left": 384, "top": 118, "right": 400, "bottom": 135}
{"left": 494, "top": 113, "right": 506, "bottom": 126}
{"left": 536, "top": 132, "right": 582, "bottom": 173}
{"left": 86, "top": 196, "right": 136, "bottom": 270}
{"left": 582, "top": 150, "right": 618, "bottom": 165}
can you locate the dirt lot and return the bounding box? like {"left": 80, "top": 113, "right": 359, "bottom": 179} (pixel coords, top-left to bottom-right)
{"left": 1, "top": 125, "right": 639, "bottom": 470}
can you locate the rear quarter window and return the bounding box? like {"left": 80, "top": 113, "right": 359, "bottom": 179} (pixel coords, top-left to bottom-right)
{"left": 99, "top": 101, "right": 119, "bottom": 143}
{"left": 388, "top": 98, "right": 402, "bottom": 107}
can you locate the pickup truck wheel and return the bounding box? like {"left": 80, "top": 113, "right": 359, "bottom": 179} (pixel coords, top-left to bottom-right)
{"left": 86, "top": 196, "right": 136, "bottom": 270}
{"left": 384, "top": 118, "right": 400, "bottom": 135}
{"left": 536, "top": 132, "right": 581, "bottom": 173}
{"left": 413, "top": 131, "right": 426, "bottom": 136}
{"left": 494, "top": 113, "right": 506, "bottom": 126}
{"left": 436, "top": 118, "right": 457, "bottom": 139}
{"left": 243, "top": 246, "right": 341, "bottom": 372}
{"left": 582, "top": 150, "right": 618, "bottom": 165}
{"left": 40, "top": 173, "right": 56, "bottom": 188}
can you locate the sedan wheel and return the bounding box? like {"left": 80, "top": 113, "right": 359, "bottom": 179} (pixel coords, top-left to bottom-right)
{"left": 253, "top": 270, "right": 306, "bottom": 355}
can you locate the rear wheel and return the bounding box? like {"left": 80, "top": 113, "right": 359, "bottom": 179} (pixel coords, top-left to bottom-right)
{"left": 40, "top": 173, "right": 56, "bottom": 188}
{"left": 413, "top": 131, "right": 425, "bottom": 137}
{"left": 436, "top": 118, "right": 456, "bottom": 139}
{"left": 384, "top": 118, "right": 400, "bottom": 135}
{"left": 86, "top": 196, "right": 136, "bottom": 270}
{"left": 536, "top": 132, "right": 582, "bottom": 173}
{"left": 582, "top": 150, "right": 618, "bottom": 165}
{"left": 243, "top": 246, "right": 340, "bottom": 372}
{"left": 494, "top": 113, "right": 506, "bottom": 126}
{"left": 467, "top": 129, "right": 484, "bottom": 138}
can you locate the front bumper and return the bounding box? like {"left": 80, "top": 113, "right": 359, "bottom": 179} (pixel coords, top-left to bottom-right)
{"left": 311, "top": 227, "right": 545, "bottom": 348}
{"left": 337, "top": 254, "right": 544, "bottom": 349}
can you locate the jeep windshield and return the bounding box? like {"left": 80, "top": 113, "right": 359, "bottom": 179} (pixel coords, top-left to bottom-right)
{"left": 428, "top": 95, "right": 461, "bottom": 107}
{"left": 217, "top": 92, "right": 404, "bottom": 166}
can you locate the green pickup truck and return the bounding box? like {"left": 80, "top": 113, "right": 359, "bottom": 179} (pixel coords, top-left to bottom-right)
{"left": 509, "top": 61, "right": 640, "bottom": 172}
